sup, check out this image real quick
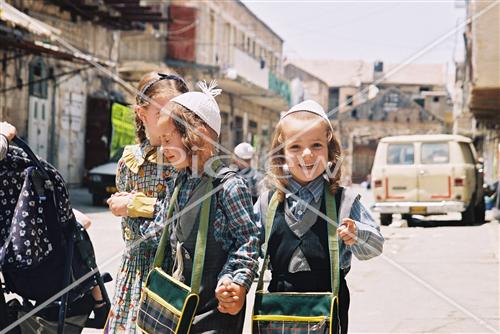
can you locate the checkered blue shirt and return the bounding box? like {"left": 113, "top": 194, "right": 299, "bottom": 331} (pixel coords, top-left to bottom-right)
{"left": 255, "top": 176, "right": 384, "bottom": 271}
{"left": 144, "top": 168, "right": 260, "bottom": 290}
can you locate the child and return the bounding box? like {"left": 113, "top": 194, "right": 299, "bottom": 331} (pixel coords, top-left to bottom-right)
{"left": 105, "top": 72, "right": 189, "bottom": 333}
{"left": 231, "top": 142, "right": 264, "bottom": 204}
{"left": 149, "top": 81, "right": 260, "bottom": 333}
{"left": 255, "top": 100, "right": 384, "bottom": 334}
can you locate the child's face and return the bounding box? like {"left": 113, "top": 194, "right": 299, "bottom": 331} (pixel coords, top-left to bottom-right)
{"left": 137, "top": 95, "right": 171, "bottom": 146}
{"left": 157, "top": 115, "right": 190, "bottom": 170}
{"left": 282, "top": 116, "right": 329, "bottom": 186}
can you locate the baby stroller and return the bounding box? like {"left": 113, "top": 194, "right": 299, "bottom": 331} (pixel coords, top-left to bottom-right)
{"left": 0, "top": 137, "right": 112, "bottom": 334}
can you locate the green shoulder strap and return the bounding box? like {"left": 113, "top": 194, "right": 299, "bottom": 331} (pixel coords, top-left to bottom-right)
{"left": 256, "top": 191, "right": 280, "bottom": 292}
{"left": 190, "top": 180, "right": 213, "bottom": 294}
{"left": 256, "top": 187, "right": 340, "bottom": 297}
{"left": 325, "top": 189, "right": 340, "bottom": 297}
{"left": 152, "top": 179, "right": 213, "bottom": 296}
{"left": 153, "top": 185, "right": 180, "bottom": 268}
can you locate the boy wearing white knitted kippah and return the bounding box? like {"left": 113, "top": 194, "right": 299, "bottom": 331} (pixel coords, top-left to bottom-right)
{"left": 149, "top": 81, "right": 260, "bottom": 333}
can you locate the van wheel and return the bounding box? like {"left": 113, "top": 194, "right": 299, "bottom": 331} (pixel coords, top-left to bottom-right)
{"left": 474, "top": 197, "right": 486, "bottom": 224}
{"left": 461, "top": 200, "right": 475, "bottom": 225}
{"left": 402, "top": 214, "right": 412, "bottom": 221}
{"left": 380, "top": 214, "right": 392, "bottom": 226}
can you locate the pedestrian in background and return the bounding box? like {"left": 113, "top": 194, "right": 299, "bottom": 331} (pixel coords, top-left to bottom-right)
{"left": 230, "top": 142, "right": 264, "bottom": 203}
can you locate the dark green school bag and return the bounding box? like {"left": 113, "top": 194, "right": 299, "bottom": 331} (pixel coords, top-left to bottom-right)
{"left": 136, "top": 180, "right": 213, "bottom": 334}
{"left": 252, "top": 188, "right": 341, "bottom": 334}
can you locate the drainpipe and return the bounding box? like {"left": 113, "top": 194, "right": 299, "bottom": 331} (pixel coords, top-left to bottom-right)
{"left": 228, "top": 93, "right": 234, "bottom": 148}
{"left": 49, "top": 69, "right": 57, "bottom": 165}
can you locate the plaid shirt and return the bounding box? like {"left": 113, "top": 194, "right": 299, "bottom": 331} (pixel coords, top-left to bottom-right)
{"left": 144, "top": 168, "right": 260, "bottom": 290}
{"left": 256, "top": 176, "right": 384, "bottom": 271}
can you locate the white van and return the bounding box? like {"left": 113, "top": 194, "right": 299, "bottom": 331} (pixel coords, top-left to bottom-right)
{"left": 371, "top": 134, "right": 485, "bottom": 225}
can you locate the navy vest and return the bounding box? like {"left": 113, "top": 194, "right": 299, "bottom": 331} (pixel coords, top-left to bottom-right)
{"left": 268, "top": 189, "right": 342, "bottom": 293}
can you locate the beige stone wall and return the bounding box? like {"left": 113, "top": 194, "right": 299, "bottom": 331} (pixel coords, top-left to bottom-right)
{"left": 338, "top": 86, "right": 359, "bottom": 113}
{"left": 284, "top": 64, "right": 329, "bottom": 110}
{"left": 2, "top": 1, "right": 119, "bottom": 184}
{"left": 18, "top": 0, "right": 119, "bottom": 63}
{"left": 172, "top": 0, "right": 283, "bottom": 73}
{"left": 471, "top": 1, "right": 500, "bottom": 89}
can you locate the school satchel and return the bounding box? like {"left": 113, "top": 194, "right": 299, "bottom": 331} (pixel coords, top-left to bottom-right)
{"left": 136, "top": 181, "right": 213, "bottom": 334}
{"left": 252, "top": 189, "right": 340, "bottom": 334}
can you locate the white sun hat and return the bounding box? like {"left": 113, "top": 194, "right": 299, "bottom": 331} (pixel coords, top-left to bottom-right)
{"left": 281, "top": 99, "right": 331, "bottom": 123}
{"left": 234, "top": 142, "right": 255, "bottom": 159}
{"left": 171, "top": 80, "right": 222, "bottom": 136}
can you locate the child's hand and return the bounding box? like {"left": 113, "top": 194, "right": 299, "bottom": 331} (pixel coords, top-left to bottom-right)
{"left": 338, "top": 218, "right": 358, "bottom": 246}
{"left": 0, "top": 122, "right": 16, "bottom": 141}
{"left": 215, "top": 279, "right": 246, "bottom": 315}
{"left": 107, "top": 193, "right": 132, "bottom": 217}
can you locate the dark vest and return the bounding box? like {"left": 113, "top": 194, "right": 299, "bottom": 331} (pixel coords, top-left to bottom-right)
{"left": 167, "top": 172, "right": 246, "bottom": 333}
{"left": 268, "top": 189, "right": 342, "bottom": 293}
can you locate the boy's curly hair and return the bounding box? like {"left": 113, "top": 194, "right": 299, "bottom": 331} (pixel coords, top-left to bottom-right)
{"left": 135, "top": 72, "right": 189, "bottom": 143}
{"left": 268, "top": 112, "right": 342, "bottom": 202}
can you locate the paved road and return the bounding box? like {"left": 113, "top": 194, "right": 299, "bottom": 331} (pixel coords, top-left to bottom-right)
{"left": 71, "top": 186, "right": 499, "bottom": 333}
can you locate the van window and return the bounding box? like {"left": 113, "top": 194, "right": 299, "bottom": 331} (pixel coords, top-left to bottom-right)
{"left": 459, "top": 143, "right": 475, "bottom": 164}
{"left": 387, "top": 144, "right": 414, "bottom": 165}
{"left": 421, "top": 142, "right": 449, "bottom": 164}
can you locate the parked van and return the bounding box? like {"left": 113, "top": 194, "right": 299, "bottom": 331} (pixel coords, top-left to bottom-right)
{"left": 371, "top": 134, "right": 485, "bottom": 225}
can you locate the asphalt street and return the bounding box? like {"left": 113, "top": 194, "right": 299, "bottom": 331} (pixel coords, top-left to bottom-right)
{"left": 71, "top": 186, "right": 499, "bottom": 334}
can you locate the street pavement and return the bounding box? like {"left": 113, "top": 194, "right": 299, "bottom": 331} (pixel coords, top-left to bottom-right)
{"left": 70, "top": 186, "right": 499, "bottom": 334}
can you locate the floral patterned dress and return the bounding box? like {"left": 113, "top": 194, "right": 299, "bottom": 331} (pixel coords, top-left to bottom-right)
{"left": 106, "top": 141, "right": 175, "bottom": 333}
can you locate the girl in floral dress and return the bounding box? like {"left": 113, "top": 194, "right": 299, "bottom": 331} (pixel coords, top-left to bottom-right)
{"left": 105, "top": 72, "right": 188, "bottom": 333}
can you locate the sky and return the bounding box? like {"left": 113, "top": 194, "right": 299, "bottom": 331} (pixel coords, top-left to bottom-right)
{"left": 242, "top": 1, "right": 467, "bottom": 65}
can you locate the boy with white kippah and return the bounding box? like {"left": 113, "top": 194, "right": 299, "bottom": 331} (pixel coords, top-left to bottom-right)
{"left": 231, "top": 142, "right": 264, "bottom": 204}
{"left": 145, "top": 81, "right": 260, "bottom": 333}
{"left": 253, "top": 99, "right": 384, "bottom": 334}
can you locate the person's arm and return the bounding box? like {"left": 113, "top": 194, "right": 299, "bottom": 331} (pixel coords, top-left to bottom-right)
{"left": 0, "top": 122, "right": 16, "bottom": 161}
{"left": 217, "top": 177, "right": 260, "bottom": 291}
{"left": 0, "top": 134, "right": 8, "bottom": 161}
{"left": 347, "top": 198, "right": 384, "bottom": 260}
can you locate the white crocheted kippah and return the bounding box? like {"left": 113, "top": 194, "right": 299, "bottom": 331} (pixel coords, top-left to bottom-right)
{"left": 171, "top": 80, "right": 222, "bottom": 136}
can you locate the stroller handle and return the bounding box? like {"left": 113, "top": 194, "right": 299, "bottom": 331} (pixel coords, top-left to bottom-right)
{"left": 11, "top": 136, "right": 50, "bottom": 180}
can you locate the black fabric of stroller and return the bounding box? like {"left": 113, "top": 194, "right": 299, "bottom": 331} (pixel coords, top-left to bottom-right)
{"left": 0, "top": 146, "right": 96, "bottom": 303}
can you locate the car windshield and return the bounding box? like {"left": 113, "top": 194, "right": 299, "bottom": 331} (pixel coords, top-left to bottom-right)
{"left": 110, "top": 147, "right": 125, "bottom": 163}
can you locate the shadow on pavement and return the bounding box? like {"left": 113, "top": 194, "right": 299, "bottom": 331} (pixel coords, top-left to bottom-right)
{"left": 407, "top": 217, "right": 491, "bottom": 228}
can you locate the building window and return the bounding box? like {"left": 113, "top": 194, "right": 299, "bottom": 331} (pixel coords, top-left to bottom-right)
{"left": 29, "top": 57, "right": 48, "bottom": 98}
{"left": 234, "top": 116, "right": 243, "bottom": 145}
{"left": 346, "top": 95, "right": 353, "bottom": 106}
{"left": 328, "top": 88, "right": 339, "bottom": 112}
{"left": 419, "top": 86, "right": 431, "bottom": 92}
{"left": 433, "top": 96, "right": 440, "bottom": 103}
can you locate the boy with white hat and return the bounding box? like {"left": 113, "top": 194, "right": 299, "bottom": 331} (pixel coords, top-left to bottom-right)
{"left": 144, "top": 81, "right": 260, "bottom": 333}
{"left": 231, "top": 142, "right": 263, "bottom": 204}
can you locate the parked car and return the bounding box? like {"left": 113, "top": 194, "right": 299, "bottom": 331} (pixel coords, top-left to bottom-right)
{"left": 88, "top": 147, "right": 123, "bottom": 206}
{"left": 371, "top": 134, "right": 485, "bottom": 225}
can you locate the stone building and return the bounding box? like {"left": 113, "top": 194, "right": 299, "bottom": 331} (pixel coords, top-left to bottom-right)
{"left": 454, "top": 0, "right": 500, "bottom": 184}
{"left": 0, "top": 0, "right": 166, "bottom": 184}
{"left": 284, "top": 62, "right": 329, "bottom": 111}
{"left": 164, "top": 0, "right": 291, "bottom": 163}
